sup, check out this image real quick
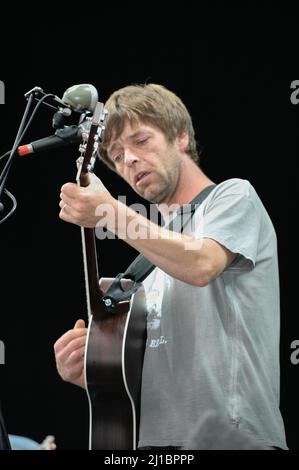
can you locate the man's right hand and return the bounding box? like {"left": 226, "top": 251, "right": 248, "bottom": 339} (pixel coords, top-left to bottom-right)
{"left": 54, "top": 319, "right": 87, "bottom": 389}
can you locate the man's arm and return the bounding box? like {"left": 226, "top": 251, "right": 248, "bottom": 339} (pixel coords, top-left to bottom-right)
{"left": 59, "top": 174, "right": 237, "bottom": 287}
{"left": 107, "top": 199, "right": 237, "bottom": 287}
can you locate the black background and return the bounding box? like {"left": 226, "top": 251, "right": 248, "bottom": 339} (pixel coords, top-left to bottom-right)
{"left": 0, "top": 5, "right": 298, "bottom": 453}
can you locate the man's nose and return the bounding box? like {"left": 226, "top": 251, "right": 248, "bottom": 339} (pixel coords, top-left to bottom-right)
{"left": 124, "top": 149, "right": 138, "bottom": 167}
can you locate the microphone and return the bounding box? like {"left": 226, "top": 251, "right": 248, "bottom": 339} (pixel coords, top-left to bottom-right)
{"left": 52, "top": 84, "right": 98, "bottom": 128}
{"left": 17, "top": 84, "right": 98, "bottom": 156}
{"left": 61, "top": 84, "right": 98, "bottom": 113}
{"left": 17, "top": 122, "right": 90, "bottom": 156}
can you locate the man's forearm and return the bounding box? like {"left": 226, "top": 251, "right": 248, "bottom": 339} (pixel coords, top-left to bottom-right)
{"left": 104, "top": 200, "right": 209, "bottom": 286}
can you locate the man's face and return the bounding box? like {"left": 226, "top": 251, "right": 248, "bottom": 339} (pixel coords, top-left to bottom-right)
{"left": 107, "top": 119, "right": 183, "bottom": 204}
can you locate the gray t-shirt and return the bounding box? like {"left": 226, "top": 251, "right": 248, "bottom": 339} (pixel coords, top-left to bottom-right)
{"left": 139, "top": 178, "right": 287, "bottom": 449}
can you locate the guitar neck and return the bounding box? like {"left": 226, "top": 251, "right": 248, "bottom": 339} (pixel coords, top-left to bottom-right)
{"left": 76, "top": 102, "right": 106, "bottom": 318}
{"left": 81, "top": 226, "right": 103, "bottom": 318}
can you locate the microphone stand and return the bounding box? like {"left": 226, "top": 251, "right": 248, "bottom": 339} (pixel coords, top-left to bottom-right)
{"left": 0, "top": 88, "right": 63, "bottom": 224}
{"left": 0, "top": 85, "right": 94, "bottom": 225}
{"left": 0, "top": 92, "right": 34, "bottom": 222}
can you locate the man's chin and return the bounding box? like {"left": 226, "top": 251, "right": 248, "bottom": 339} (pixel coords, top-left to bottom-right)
{"left": 137, "top": 189, "right": 157, "bottom": 203}
{"left": 144, "top": 191, "right": 167, "bottom": 204}
{"left": 135, "top": 182, "right": 168, "bottom": 204}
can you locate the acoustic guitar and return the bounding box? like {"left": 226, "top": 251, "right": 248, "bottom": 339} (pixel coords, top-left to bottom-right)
{"left": 76, "top": 102, "right": 147, "bottom": 450}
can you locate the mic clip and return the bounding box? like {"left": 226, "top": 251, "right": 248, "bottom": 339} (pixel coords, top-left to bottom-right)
{"left": 54, "top": 125, "right": 82, "bottom": 144}
{"left": 52, "top": 107, "right": 72, "bottom": 129}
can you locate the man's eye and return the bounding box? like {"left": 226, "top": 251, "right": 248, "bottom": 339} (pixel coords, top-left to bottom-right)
{"left": 136, "top": 138, "right": 148, "bottom": 145}
{"left": 113, "top": 154, "right": 124, "bottom": 163}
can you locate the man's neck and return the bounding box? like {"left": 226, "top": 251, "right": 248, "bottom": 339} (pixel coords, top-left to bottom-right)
{"left": 157, "top": 157, "right": 214, "bottom": 219}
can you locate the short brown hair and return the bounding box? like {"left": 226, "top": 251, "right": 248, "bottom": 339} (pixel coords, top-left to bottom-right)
{"left": 98, "top": 83, "right": 200, "bottom": 171}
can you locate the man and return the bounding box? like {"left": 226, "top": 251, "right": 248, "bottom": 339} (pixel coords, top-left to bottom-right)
{"left": 54, "top": 84, "right": 287, "bottom": 449}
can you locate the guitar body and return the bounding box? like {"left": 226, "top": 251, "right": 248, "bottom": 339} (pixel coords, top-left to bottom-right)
{"left": 85, "top": 278, "right": 147, "bottom": 450}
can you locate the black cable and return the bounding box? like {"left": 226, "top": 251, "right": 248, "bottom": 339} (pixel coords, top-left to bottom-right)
{"left": 0, "top": 93, "right": 34, "bottom": 194}
{"left": 0, "top": 93, "right": 55, "bottom": 224}
{"left": 0, "top": 93, "right": 55, "bottom": 194}
{"left": 0, "top": 189, "right": 17, "bottom": 225}
{"left": 0, "top": 151, "right": 10, "bottom": 163}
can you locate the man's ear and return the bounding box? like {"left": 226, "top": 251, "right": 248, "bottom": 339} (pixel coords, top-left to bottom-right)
{"left": 176, "top": 132, "right": 189, "bottom": 152}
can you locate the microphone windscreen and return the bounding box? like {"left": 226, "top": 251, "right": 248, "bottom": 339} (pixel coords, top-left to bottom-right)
{"left": 62, "top": 84, "right": 98, "bottom": 112}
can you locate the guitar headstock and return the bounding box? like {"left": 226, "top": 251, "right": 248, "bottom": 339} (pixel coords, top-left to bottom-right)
{"left": 76, "top": 102, "right": 107, "bottom": 187}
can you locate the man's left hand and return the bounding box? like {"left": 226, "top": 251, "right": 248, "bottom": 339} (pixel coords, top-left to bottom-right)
{"left": 59, "top": 173, "right": 115, "bottom": 228}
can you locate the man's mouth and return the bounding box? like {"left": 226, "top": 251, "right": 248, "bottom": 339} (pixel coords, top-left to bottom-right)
{"left": 135, "top": 171, "right": 151, "bottom": 187}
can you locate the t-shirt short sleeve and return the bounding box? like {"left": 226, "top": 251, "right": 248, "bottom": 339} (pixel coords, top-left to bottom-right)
{"left": 194, "top": 179, "right": 262, "bottom": 271}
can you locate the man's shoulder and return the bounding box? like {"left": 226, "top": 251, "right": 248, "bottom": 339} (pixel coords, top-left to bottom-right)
{"left": 213, "top": 178, "right": 253, "bottom": 197}
{"left": 201, "top": 178, "right": 259, "bottom": 210}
